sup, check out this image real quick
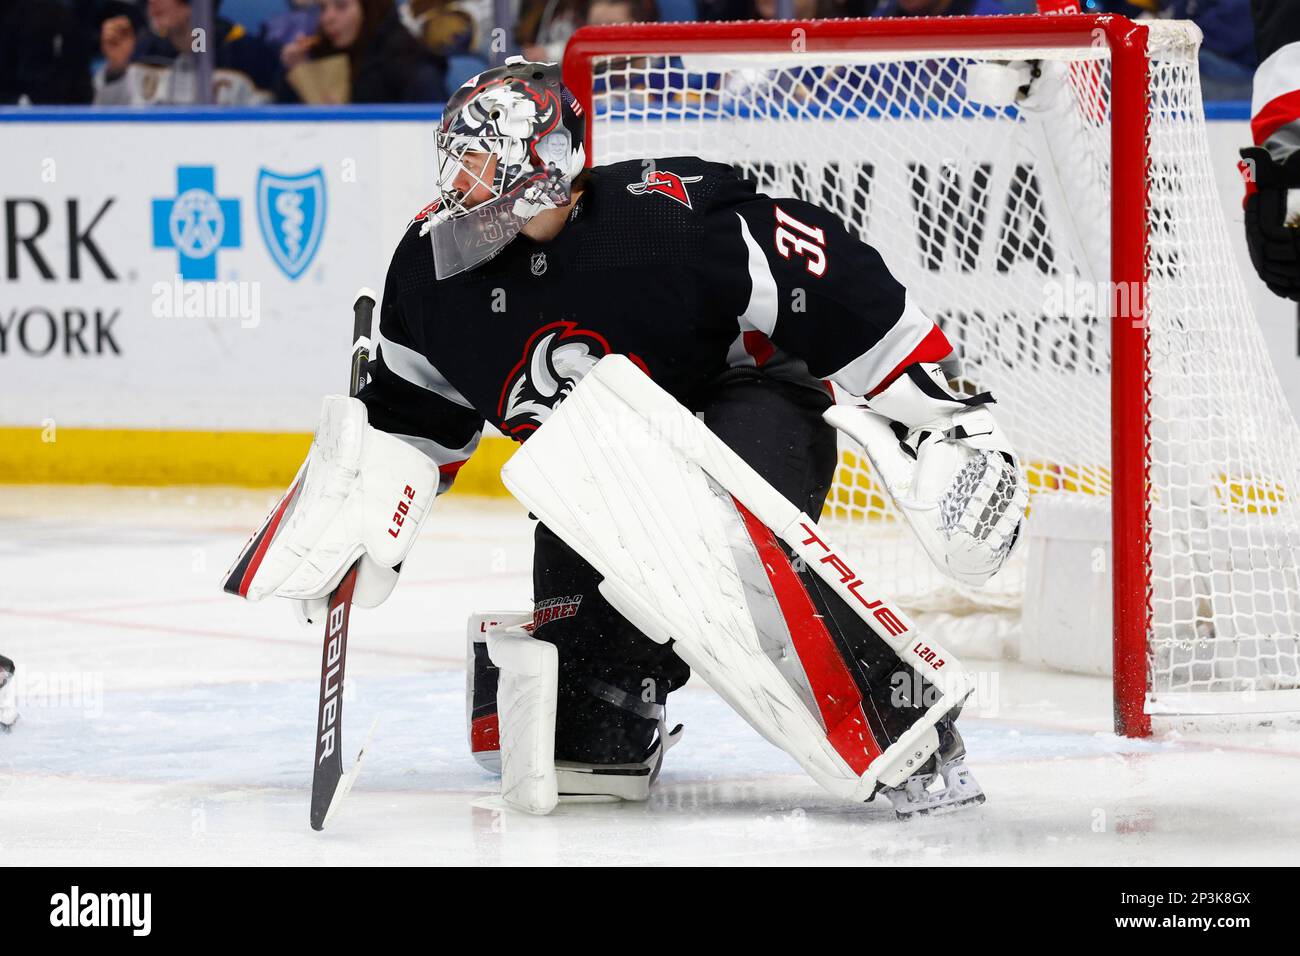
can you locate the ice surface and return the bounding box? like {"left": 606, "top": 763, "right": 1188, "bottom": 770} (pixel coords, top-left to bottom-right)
{"left": 2, "top": 486, "right": 1298, "bottom": 866}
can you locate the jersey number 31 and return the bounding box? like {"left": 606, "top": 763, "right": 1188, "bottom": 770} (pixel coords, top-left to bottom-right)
{"left": 773, "top": 205, "right": 827, "bottom": 278}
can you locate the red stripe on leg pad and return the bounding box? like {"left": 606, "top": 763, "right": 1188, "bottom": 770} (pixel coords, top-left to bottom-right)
{"left": 732, "top": 498, "right": 882, "bottom": 774}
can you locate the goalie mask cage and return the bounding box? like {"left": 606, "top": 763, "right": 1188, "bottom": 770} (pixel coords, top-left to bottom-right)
{"left": 563, "top": 14, "right": 1300, "bottom": 737}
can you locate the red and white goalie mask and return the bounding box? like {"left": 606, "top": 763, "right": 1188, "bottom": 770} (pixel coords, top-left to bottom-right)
{"left": 428, "top": 58, "right": 587, "bottom": 279}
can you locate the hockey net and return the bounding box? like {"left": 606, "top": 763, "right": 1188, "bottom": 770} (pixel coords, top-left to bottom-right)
{"left": 564, "top": 15, "right": 1300, "bottom": 733}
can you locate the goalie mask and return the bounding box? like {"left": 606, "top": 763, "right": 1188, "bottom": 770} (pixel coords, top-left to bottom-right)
{"left": 429, "top": 58, "right": 587, "bottom": 279}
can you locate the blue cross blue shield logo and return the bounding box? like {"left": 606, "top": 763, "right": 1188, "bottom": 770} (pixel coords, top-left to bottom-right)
{"left": 152, "top": 166, "right": 241, "bottom": 281}
{"left": 256, "top": 168, "right": 326, "bottom": 280}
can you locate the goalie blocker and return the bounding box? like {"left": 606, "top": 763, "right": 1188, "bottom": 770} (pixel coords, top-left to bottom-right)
{"left": 480, "top": 356, "right": 1016, "bottom": 816}
{"left": 220, "top": 395, "right": 441, "bottom": 620}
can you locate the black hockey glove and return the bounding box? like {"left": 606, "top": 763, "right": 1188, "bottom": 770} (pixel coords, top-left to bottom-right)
{"left": 1240, "top": 146, "right": 1300, "bottom": 301}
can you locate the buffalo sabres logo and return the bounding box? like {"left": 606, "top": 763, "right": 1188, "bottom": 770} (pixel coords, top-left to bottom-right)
{"left": 498, "top": 321, "right": 610, "bottom": 437}
{"left": 627, "top": 169, "right": 704, "bottom": 209}
{"left": 257, "top": 168, "right": 326, "bottom": 280}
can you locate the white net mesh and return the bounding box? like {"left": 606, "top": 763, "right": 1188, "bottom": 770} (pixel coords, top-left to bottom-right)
{"left": 583, "top": 20, "right": 1300, "bottom": 717}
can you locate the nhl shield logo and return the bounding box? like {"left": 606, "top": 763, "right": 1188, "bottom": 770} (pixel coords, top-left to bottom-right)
{"left": 256, "top": 168, "right": 326, "bottom": 280}
{"left": 531, "top": 251, "right": 547, "bottom": 276}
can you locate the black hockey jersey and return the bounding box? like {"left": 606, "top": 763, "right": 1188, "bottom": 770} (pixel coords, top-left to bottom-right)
{"left": 360, "top": 156, "right": 951, "bottom": 492}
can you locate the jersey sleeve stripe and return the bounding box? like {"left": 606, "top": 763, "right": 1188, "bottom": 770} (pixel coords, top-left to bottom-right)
{"left": 437, "top": 460, "right": 472, "bottom": 496}
{"left": 725, "top": 331, "right": 756, "bottom": 368}
{"left": 1253, "top": 94, "right": 1300, "bottom": 159}
{"left": 735, "top": 213, "right": 779, "bottom": 336}
{"left": 825, "top": 295, "right": 947, "bottom": 397}
{"left": 742, "top": 330, "right": 776, "bottom": 367}
{"left": 391, "top": 431, "right": 482, "bottom": 495}
{"left": 1252, "top": 42, "right": 1300, "bottom": 141}
{"left": 376, "top": 328, "right": 476, "bottom": 409}
{"left": 867, "top": 323, "right": 954, "bottom": 397}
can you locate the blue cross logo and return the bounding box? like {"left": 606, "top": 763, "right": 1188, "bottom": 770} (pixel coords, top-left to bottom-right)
{"left": 152, "top": 166, "right": 241, "bottom": 281}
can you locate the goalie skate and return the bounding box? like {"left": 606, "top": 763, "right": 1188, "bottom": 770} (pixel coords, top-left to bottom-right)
{"left": 468, "top": 611, "right": 685, "bottom": 807}
{"left": 879, "top": 719, "right": 985, "bottom": 820}
{"left": 555, "top": 721, "right": 683, "bottom": 802}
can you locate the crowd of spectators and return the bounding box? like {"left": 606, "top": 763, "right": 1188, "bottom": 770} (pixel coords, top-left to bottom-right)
{"left": 0, "top": 0, "right": 1261, "bottom": 106}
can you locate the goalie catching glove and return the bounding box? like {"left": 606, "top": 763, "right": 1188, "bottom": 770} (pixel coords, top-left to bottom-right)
{"left": 222, "top": 395, "right": 440, "bottom": 622}
{"left": 825, "top": 364, "right": 1027, "bottom": 588}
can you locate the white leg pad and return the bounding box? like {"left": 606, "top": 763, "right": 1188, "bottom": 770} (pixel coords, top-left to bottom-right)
{"left": 466, "top": 610, "right": 533, "bottom": 773}
{"left": 501, "top": 355, "right": 976, "bottom": 803}
{"left": 486, "top": 626, "right": 559, "bottom": 815}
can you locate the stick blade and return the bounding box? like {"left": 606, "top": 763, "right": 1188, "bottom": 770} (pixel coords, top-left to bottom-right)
{"left": 321, "top": 717, "right": 380, "bottom": 829}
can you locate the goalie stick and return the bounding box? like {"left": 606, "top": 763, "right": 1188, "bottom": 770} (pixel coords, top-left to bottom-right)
{"left": 309, "top": 287, "right": 377, "bottom": 831}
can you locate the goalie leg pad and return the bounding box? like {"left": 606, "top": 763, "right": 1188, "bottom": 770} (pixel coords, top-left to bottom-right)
{"left": 502, "top": 355, "right": 977, "bottom": 804}
{"left": 487, "top": 625, "right": 560, "bottom": 815}
{"left": 466, "top": 611, "right": 534, "bottom": 773}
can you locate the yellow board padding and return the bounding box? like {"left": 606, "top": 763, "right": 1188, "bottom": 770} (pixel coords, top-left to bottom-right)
{"left": 1025, "top": 461, "right": 1111, "bottom": 497}
{"left": 826, "top": 448, "right": 891, "bottom": 517}
{"left": 4, "top": 428, "right": 1287, "bottom": 517}
{"left": 828, "top": 450, "right": 1116, "bottom": 521}
{"left": 447, "top": 436, "right": 515, "bottom": 498}
{"left": 0, "top": 426, "right": 519, "bottom": 495}
{"left": 1214, "top": 474, "right": 1287, "bottom": 515}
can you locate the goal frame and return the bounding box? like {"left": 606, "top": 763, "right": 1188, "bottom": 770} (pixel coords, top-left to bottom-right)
{"left": 563, "top": 14, "right": 1156, "bottom": 736}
